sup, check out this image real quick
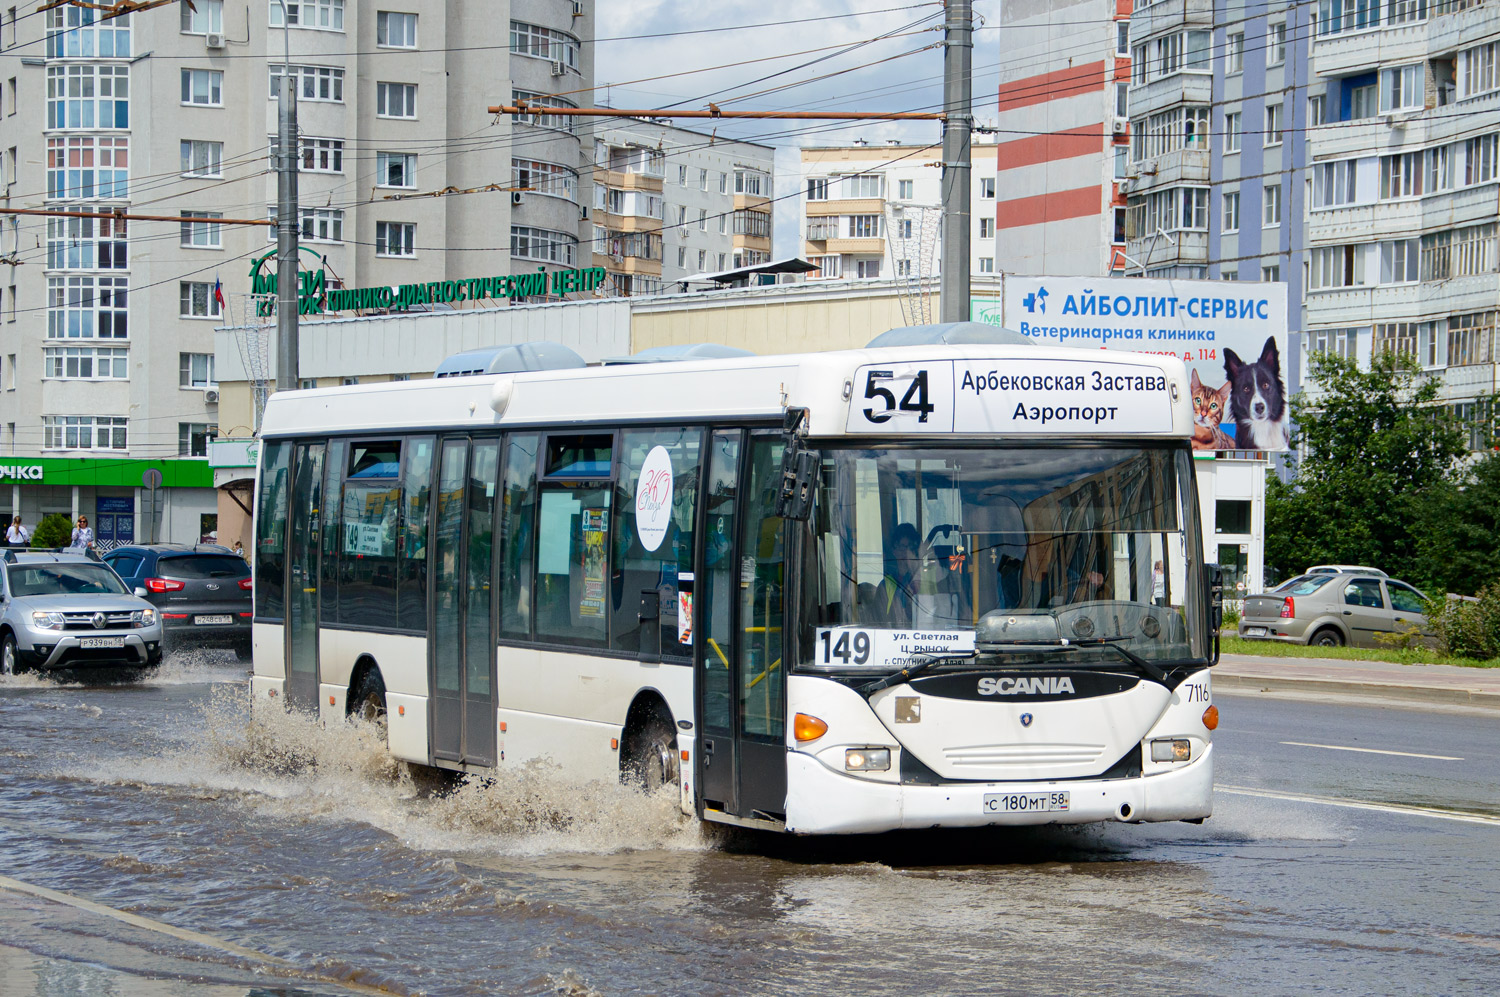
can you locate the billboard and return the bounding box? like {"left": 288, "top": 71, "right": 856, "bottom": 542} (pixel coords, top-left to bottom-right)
{"left": 972, "top": 276, "right": 1290, "bottom": 451}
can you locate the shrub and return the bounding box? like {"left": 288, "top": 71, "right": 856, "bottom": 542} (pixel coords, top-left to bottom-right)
{"left": 1425, "top": 585, "right": 1500, "bottom": 661}
{"left": 30, "top": 513, "right": 72, "bottom": 549}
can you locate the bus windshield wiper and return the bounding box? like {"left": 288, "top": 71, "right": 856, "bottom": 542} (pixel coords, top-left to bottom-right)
{"left": 1057, "top": 636, "right": 1170, "bottom": 685}
{"left": 858, "top": 651, "right": 977, "bottom": 696}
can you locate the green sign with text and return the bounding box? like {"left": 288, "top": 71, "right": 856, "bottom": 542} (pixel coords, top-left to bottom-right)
{"left": 249, "top": 253, "right": 606, "bottom": 317}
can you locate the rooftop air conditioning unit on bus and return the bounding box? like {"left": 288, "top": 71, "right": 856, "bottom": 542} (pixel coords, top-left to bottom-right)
{"left": 206, "top": 32, "right": 225, "bottom": 49}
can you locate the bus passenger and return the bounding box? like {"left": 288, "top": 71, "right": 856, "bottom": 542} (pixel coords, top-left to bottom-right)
{"left": 879, "top": 523, "right": 922, "bottom": 625}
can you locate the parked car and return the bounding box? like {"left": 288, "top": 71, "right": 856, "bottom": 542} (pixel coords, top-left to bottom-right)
{"left": 0, "top": 549, "right": 163, "bottom": 674}
{"left": 1239, "top": 571, "right": 1430, "bottom": 648}
{"left": 1306, "top": 564, "right": 1387, "bottom": 577}
{"left": 102, "top": 544, "right": 252, "bottom": 660}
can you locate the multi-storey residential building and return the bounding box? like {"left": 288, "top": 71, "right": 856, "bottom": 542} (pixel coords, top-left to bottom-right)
{"left": 590, "top": 118, "right": 774, "bottom": 295}
{"left": 1299, "top": 0, "right": 1498, "bottom": 446}
{"left": 993, "top": 0, "right": 1134, "bottom": 275}
{"left": 0, "top": 0, "right": 593, "bottom": 544}
{"left": 799, "top": 137, "right": 999, "bottom": 282}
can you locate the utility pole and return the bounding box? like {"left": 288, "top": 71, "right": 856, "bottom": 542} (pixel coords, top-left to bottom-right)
{"left": 939, "top": 0, "right": 973, "bottom": 323}
{"left": 275, "top": 8, "right": 299, "bottom": 392}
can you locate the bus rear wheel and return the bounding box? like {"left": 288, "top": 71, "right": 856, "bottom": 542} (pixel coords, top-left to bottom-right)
{"left": 623, "top": 714, "right": 679, "bottom": 793}
{"left": 350, "top": 669, "right": 388, "bottom": 728}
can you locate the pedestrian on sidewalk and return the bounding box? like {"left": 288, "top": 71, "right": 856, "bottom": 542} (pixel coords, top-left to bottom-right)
{"left": 5, "top": 516, "right": 28, "bottom": 548}
{"left": 1152, "top": 559, "right": 1166, "bottom": 606}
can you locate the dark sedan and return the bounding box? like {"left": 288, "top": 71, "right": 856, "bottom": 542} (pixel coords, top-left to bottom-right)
{"left": 103, "top": 545, "right": 252, "bottom": 659}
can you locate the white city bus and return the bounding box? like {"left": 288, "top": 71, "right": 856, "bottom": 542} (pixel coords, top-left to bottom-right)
{"left": 251, "top": 328, "right": 1220, "bottom": 834}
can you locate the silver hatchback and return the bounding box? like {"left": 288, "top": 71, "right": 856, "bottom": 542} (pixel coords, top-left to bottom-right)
{"left": 1239, "top": 571, "right": 1431, "bottom": 648}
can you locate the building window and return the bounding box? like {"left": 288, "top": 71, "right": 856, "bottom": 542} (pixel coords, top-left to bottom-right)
{"left": 1310, "top": 245, "right": 1365, "bottom": 289}
{"left": 297, "top": 207, "right": 343, "bottom": 243}
{"left": 848, "top": 214, "right": 881, "bottom": 238}
{"left": 1308, "top": 327, "right": 1356, "bottom": 358}
{"left": 47, "top": 65, "right": 129, "bottom": 129}
{"left": 1426, "top": 145, "right": 1453, "bottom": 191}
{"left": 1264, "top": 104, "right": 1284, "bottom": 146}
{"left": 179, "top": 282, "right": 223, "bottom": 318}
{"left": 178, "top": 423, "right": 217, "bottom": 457}
{"left": 1132, "top": 105, "right": 1210, "bottom": 159}
{"left": 43, "top": 416, "right": 128, "bottom": 451}
{"left": 856, "top": 259, "right": 882, "bottom": 278}
{"left": 807, "top": 177, "right": 829, "bottom": 200}
{"left": 180, "top": 211, "right": 222, "bottom": 248}
{"left": 1466, "top": 134, "right": 1498, "bottom": 185}
{"left": 697, "top": 250, "right": 707, "bottom": 269}
{"left": 978, "top": 257, "right": 995, "bottom": 273}
{"left": 1317, "top": 0, "right": 1383, "bottom": 35}
{"left": 180, "top": 68, "right": 222, "bottom": 106}
{"left": 46, "top": 137, "right": 129, "bottom": 201}
{"left": 375, "top": 221, "right": 416, "bottom": 257}
{"left": 46, "top": 216, "right": 126, "bottom": 270}
{"left": 513, "top": 90, "right": 576, "bottom": 133}
{"left": 275, "top": 135, "right": 343, "bottom": 173}
{"left": 1389, "top": 0, "right": 1429, "bottom": 23}
{"left": 978, "top": 217, "right": 994, "bottom": 238}
{"left": 180, "top": 140, "right": 222, "bottom": 177}
{"left": 979, "top": 177, "right": 995, "bottom": 199}
{"left": 1223, "top": 192, "right": 1240, "bottom": 232}
{"left": 1223, "top": 111, "right": 1241, "bottom": 153}
{"left": 1311, "top": 159, "right": 1358, "bottom": 209}
{"left": 678, "top": 165, "right": 688, "bottom": 186}
{"left": 509, "top": 20, "right": 579, "bottom": 70}
{"left": 1448, "top": 311, "right": 1496, "bottom": 366}
{"left": 510, "top": 225, "right": 577, "bottom": 266}
{"left": 697, "top": 209, "right": 707, "bottom": 231}
{"left": 1380, "top": 151, "right": 1423, "bottom": 198}
{"left": 181, "top": 0, "right": 222, "bottom": 33}
{"left": 376, "top": 10, "right": 416, "bottom": 47}
{"left": 47, "top": 276, "right": 128, "bottom": 339}
{"left": 1226, "top": 33, "right": 1244, "bottom": 74}
{"left": 45, "top": 5, "right": 130, "bottom": 58}
{"left": 676, "top": 247, "right": 686, "bottom": 268}
{"left": 1374, "top": 322, "right": 1420, "bottom": 358}
{"left": 1114, "top": 146, "right": 1128, "bottom": 178}
{"left": 843, "top": 174, "right": 883, "bottom": 197}
{"left": 180, "top": 352, "right": 216, "bottom": 387}
{"left": 1262, "top": 264, "right": 1281, "bottom": 282}
{"left": 1380, "top": 64, "right": 1423, "bottom": 112}
{"left": 368, "top": 151, "right": 417, "bottom": 189}
{"left": 898, "top": 179, "right": 914, "bottom": 199}
{"left": 1379, "top": 239, "right": 1419, "bottom": 283}
{"left": 44, "top": 346, "right": 127, "bottom": 380}
{"left": 1263, "top": 184, "right": 1282, "bottom": 226}
{"left": 1116, "top": 21, "right": 1129, "bottom": 55}
{"left": 269, "top": 64, "right": 344, "bottom": 102}
{"left": 269, "top": 0, "right": 344, "bottom": 30}
{"left": 1350, "top": 82, "right": 1378, "bottom": 120}
{"left": 1308, "top": 94, "right": 1327, "bottom": 126}
{"left": 513, "top": 159, "right": 576, "bottom": 201}
{"left": 1459, "top": 42, "right": 1498, "bottom": 100}
{"left": 1114, "top": 207, "right": 1126, "bottom": 243}
{"left": 1266, "top": 22, "right": 1286, "bottom": 66}
{"left": 376, "top": 82, "right": 416, "bottom": 118}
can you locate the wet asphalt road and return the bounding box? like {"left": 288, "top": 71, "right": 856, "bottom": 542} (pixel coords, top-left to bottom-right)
{"left": 0, "top": 656, "right": 1497, "bottom": 997}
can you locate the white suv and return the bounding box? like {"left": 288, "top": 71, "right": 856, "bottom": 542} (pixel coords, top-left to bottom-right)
{"left": 0, "top": 550, "right": 164, "bottom": 675}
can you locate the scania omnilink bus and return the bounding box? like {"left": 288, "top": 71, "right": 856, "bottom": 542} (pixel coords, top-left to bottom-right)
{"left": 251, "top": 328, "right": 1220, "bottom": 834}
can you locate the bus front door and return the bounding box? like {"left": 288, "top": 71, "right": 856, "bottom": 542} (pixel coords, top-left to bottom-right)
{"left": 285, "top": 441, "right": 324, "bottom": 712}
{"left": 430, "top": 437, "right": 500, "bottom": 766}
{"left": 698, "top": 432, "right": 788, "bottom": 822}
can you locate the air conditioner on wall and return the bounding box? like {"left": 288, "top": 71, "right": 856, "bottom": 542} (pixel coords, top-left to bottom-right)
{"left": 550, "top": 61, "right": 567, "bottom": 77}
{"left": 1112, "top": 117, "right": 1128, "bottom": 135}
{"left": 204, "top": 388, "right": 220, "bottom": 404}
{"left": 572, "top": 1, "right": 584, "bottom": 15}
{"left": 206, "top": 32, "right": 225, "bottom": 49}
{"left": 512, "top": 191, "right": 524, "bottom": 205}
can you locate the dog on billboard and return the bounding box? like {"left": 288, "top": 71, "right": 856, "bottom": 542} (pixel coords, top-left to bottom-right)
{"left": 1223, "top": 336, "right": 1288, "bottom": 450}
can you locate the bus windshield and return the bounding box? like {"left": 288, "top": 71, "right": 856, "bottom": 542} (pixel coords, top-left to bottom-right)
{"left": 806, "top": 445, "right": 1206, "bottom": 666}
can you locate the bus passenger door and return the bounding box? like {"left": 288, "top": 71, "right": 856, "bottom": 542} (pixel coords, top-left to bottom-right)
{"left": 285, "top": 442, "right": 324, "bottom": 712}
{"left": 430, "top": 437, "right": 499, "bottom": 766}
{"left": 698, "top": 432, "right": 788, "bottom": 822}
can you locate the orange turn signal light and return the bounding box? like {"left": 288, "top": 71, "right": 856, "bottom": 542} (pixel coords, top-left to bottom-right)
{"left": 1202, "top": 705, "right": 1219, "bottom": 731}
{"left": 794, "top": 713, "right": 828, "bottom": 742}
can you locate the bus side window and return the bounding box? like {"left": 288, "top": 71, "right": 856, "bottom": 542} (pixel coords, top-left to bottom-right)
{"left": 254, "top": 440, "right": 292, "bottom": 619}
{"left": 340, "top": 439, "right": 402, "bottom": 628}
{"left": 534, "top": 484, "right": 611, "bottom": 645}
{"left": 319, "top": 438, "right": 347, "bottom": 624}
{"left": 499, "top": 433, "right": 539, "bottom": 638}
{"left": 400, "top": 436, "right": 435, "bottom": 630}
{"left": 610, "top": 428, "right": 703, "bottom": 657}
{"left": 740, "top": 438, "right": 786, "bottom": 740}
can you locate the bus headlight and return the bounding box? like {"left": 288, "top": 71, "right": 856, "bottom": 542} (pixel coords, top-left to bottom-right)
{"left": 845, "top": 748, "right": 891, "bottom": 772}
{"left": 1150, "top": 738, "right": 1191, "bottom": 762}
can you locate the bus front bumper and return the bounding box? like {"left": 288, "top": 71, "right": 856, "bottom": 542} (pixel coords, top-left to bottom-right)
{"left": 784, "top": 743, "right": 1214, "bottom": 834}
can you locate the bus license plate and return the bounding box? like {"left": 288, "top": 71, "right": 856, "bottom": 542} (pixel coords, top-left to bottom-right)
{"left": 195, "top": 615, "right": 233, "bottom": 625}
{"left": 1244, "top": 626, "right": 1267, "bottom": 637}
{"left": 984, "top": 792, "right": 1070, "bottom": 814}
{"left": 79, "top": 637, "right": 124, "bottom": 649}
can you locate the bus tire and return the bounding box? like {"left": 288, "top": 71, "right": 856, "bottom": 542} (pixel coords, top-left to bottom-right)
{"left": 623, "top": 713, "right": 679, "bottom": 793}
{"left": 1310, "top": 627, "right": 1344, "bottom": 648}
{"left": 350, "top": 668, "right": 387, "bottom": 727}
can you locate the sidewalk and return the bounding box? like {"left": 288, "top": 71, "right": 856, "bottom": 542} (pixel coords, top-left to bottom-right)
{"left": 1213, "top": 652, "right": 1500, "bottom": 709}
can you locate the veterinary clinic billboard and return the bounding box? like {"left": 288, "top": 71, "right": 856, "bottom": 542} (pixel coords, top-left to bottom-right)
{"left": 972, "top": 276, "right": 1290, "bottom": 451}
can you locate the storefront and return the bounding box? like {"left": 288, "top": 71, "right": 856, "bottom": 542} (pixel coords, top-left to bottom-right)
{"left": 0, "top": 458, "right": 217, "bottom": 549}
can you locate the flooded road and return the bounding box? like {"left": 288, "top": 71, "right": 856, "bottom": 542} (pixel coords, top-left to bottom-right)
{"left": 2, "top": 658, "right": 1498, "bottom": 996}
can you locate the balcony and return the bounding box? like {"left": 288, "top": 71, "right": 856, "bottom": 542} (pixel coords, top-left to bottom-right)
{"left": 1130, "top": 148, "right": 1210, "bottom": 187}
{"left": 1311, "top": 21, "right": 1429, "bottom": 78}
{"left": 806, "top": 197, "right": 884, "bottom": 217}
{"left": 824, "top": 237, "right": 885, "bottom": 254}
{"left": 1129, "top": 73, "right": 1212, "bottom": 116}
{"left": 1428, "top": 4, "right": 1500, "bottom": 57}
{"left": 1308, "top": 184, "right": 1500, "bottom": 243}
{"left": 1131, "top": 0, "right": 1214, "bottom": 41}
{"left": 1126, "top": 230, "right": 1208, "bottom": 266}
{"left": 1304, "top": 274, "right": 1500, "bottom": 325}
{"left": 599, "top": 169, "right": 663, "bottom": 193}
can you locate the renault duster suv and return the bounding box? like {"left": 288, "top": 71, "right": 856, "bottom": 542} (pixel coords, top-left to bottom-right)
{"left": 0, "top": 550, "right": 163, "bottom": 674}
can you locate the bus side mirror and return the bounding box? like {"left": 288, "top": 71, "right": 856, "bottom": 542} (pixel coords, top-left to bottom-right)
{"left": 774, "top": 447, "right": 818, "bottom": 521}
{"left": 1206, "top": 563, "right": 1224, "bottom": 630}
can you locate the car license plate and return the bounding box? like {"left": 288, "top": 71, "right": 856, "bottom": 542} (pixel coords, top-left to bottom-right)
{"left": 79, "top": 637, "right": 125, "bottom": 649}
{"left": 1244, "top": 626, "right": 1268, "bottom": 637}
{"left": 195, "top": 615, "right": 233, "bottom": 625}
{"left": 984, "top": 791, "right": 1070, "bottom": 814}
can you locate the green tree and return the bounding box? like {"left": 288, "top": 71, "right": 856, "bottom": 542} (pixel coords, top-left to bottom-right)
{"left": 1416, "top": 449, "right": 1500, "bottom": 595}
{"left": 1265, "top": 350, "right": 1470, "bottom": 588}
{"left": 30, "top": 513, "right": 72, "bottom": 549}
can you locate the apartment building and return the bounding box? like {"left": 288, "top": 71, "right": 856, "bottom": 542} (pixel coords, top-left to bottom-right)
{"left": 798, "top": 137, "right": 999, "bottom": 282}
{"left": 993, "top": 0, "right": 1134, "bottom": 275}
{"left": 590, "top": 118, "right": 774, "bottom": 295}
{"left": 0, "top": 0, "right": 593, "bottom": 543}
{"left": 1299, "top": 0, "right": 1498, "bottom": 445}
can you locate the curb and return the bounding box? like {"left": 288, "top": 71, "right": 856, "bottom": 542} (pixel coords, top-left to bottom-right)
{"left": 1213, "top": 672, "right": 1500, "bottom": 710}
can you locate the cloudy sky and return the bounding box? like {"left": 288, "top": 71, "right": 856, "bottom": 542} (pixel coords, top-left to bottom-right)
{"left": 592, "top": 2, "right": 1001, "bottom": 257}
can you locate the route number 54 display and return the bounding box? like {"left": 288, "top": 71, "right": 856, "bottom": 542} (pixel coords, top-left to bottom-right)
{"left": 862, "top": 369, "right": 936, "bottom": 424}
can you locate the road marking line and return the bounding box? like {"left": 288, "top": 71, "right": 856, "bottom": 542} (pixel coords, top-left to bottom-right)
{"left": 1219, "top": 785, "right": 1500, "bottom": 826}
{"left": 0, "top": 873, "right": 391, "bottom": 996}
{"left": 1278, "top": 740, "right": 1463, "bottom": 761}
